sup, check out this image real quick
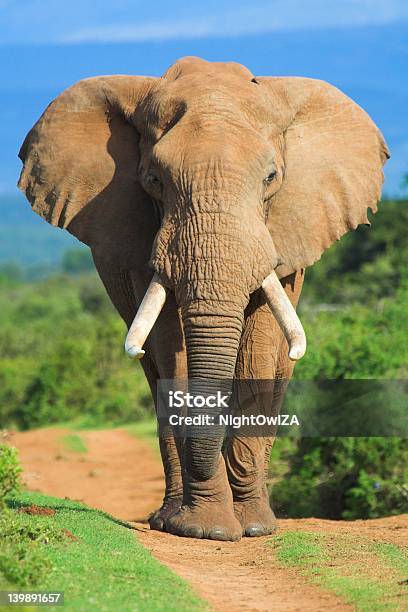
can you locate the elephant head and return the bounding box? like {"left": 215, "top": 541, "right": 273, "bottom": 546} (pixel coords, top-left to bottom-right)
{"left": 18, "top": 56, "right": 388, "bottom": 385}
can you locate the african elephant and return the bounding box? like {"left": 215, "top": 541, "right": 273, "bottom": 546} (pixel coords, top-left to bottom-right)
{"left": 18, "top": 56, "right": 388, "bottom": 541}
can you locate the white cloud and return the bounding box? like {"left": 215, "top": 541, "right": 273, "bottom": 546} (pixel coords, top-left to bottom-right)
{"left": 1, "top": 0, "right": 408, "bottom": 45}
{"left": 62, "top": 19, "right": 215, "bottom": 44}
{"left": 62, "top": 1, "right": 408, "bottom": 44}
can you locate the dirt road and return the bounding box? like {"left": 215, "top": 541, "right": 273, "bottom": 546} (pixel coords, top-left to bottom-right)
{"left": 9, "top": 428, "right": 408, "bottom": 611}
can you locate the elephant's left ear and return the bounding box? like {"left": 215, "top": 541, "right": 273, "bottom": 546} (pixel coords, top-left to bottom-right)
{"left": 257, "top": 77, "right": 390, "bottom": 278}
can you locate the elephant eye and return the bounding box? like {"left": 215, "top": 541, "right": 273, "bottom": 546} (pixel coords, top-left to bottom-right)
{"left": 145, "top": 173, "right": 162, "bottom": 189}
{"left": 264, "top": 171, "right": 277, "bottom": 185}
{"left": 146, "top": 173, "right": 160, "bottom": 185}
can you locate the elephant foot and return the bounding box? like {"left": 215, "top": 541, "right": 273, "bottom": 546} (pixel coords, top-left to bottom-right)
{"left": 166, "top": 503, "right": 242, "bottom": 541}
{"left": 233, "top": 498, "right": 278, "bottom": 537}
{"left": 166, "top": 456, "right": 242, "bottom": 541}
{"left": 148, "top": 497, "right": 182, "bottom": 532}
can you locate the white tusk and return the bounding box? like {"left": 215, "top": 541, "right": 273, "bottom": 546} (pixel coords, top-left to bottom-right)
{"left": 125, "top": 273, "right": 168, "bottom": 360}
{"left": 262, "top": 271, "right": 307, "bottom": 361}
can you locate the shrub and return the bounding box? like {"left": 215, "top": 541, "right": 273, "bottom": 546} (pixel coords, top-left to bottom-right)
{"left": 0, "top": 445, "right": 21, "bottom": 507}
{"left": 271, "top": 437, "right": 408, "bottom": 519}
{"left": 0, "top": 274, "right": 153, "bottom": 430}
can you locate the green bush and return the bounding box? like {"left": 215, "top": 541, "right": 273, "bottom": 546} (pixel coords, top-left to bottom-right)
{"left": 0, "top": 445, "right": 21, "bottom": 507}
{"left": 271, "top": 437, "right": 408, "bottom": 519}
{"left": 0, "top": 447, "right": 67, "bottom": 589}
{"left": 295, "top": 278, "right": 408, "bottom": 380}
{"left": 0, "top": 447, "right": 68, "bottom": 590}
{"left": 0, "top": 274, "right": 152, "bottom": 430}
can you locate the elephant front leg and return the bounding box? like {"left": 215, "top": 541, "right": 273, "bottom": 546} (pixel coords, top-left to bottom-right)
{"left": 229, "top": 272, "right": 304, "bottom": 536}
{"left": 226, "top": 435, "right": 277, "bottom": 537}
{"left": 165, "top": 450, "right": 242, "bottom": 541}
{"left": 148, "top": 428, "right": 183, "bottom": 531}
{"left": 226, "top": 377, "right": 290, "bottom": 536}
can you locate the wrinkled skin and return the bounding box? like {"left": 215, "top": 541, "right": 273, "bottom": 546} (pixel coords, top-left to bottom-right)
{"left": 18, "top": 57, "right": 388, "bottom": 541}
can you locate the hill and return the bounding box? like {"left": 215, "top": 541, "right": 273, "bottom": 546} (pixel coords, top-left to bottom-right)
{"left": 0, "top": 195, "right": 80, "bottom": 273}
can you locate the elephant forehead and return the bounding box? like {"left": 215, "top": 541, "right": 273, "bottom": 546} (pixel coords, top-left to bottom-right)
{"left": 145, "top": 76, "right": 272, "bottom": 131}
{"left": 151, "top": 112, "right": 275, "bottom": 174}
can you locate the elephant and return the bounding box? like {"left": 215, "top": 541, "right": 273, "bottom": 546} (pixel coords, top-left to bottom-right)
{"left": 18, "top": 56, "right": 389, "bottom": 542}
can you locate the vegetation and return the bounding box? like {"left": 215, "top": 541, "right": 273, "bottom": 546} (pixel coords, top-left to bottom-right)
{"left": 271, "top": 531, "right": 408, "bottom": 611}
{"left": 0, "top": 198, "right": 407, "bottom": 519}
{"left": 61, "top": 248, "right": 94, "bottom": 275}
{"left": 271, "top": 437, "right": 408, "bottom": 519}
{"left": 269, "top": 199, "right": 408, "bottom": 518}
{"left": 1, "top": 491, "right": 204, "bottom": 611}
{"left": 0, "top": 506, "right": 67, "bottom": 590}
{"left": 61, "top": 433, "right": 88, "bottom": 454}
{"left": 0, "top": 444, "right": 63, "bottom": 593}
{"left": 0, "top": 443, "right": 21, "bottom": 508}
{"left": 0, "top": 274, "right": 152, "bottom": 430}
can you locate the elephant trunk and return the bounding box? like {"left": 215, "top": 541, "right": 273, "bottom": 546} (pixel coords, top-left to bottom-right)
{"left": 181, "top": 302, "right": 244, "bottom": 481}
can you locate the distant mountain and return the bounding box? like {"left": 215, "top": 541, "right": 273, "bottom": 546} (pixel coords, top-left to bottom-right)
{"left": 0, "top": 195, "right": 78, "bottom": 268}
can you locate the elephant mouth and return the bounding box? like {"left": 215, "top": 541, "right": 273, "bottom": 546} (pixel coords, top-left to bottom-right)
{"left": 124, "top": 270, "right": 306, "bottom": 362}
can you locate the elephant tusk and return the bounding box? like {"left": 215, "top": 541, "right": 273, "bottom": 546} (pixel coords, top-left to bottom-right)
{"left": 125, "top": 273, "right": 168, "bottom": 360}
{"left": 262, "top": 271, "right": 307, "bottom": 361}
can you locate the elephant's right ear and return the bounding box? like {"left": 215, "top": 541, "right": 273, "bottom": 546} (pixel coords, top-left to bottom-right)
{"left": 18, "top": 75, "right": 157, "bottom": 261}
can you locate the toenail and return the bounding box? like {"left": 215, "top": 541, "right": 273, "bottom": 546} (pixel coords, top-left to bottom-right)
{"left": 208, "top": 527, "right": 229, "bottom": 541}
{"left": 184, "top": 525, "right": 204, "bottom": 538}
{"left": 245, "top": 523, "right": 265, "bottom": 537}
{"left": 149, "top": 516, "right": 164, "bottom": 531}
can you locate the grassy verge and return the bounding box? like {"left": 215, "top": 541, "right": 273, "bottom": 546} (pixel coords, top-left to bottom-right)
{"left": 124, "top": 418, "right": 158, "bottom": 453}
{"left": 271, "top": 531, "right": 408, "bottom": 611}
{"left": 2, "top": 492, "right": 205, "bottom": 612}
{"left": 36, "top": 417, "right": 158, "bottom": 441}
{"left": 31, "top": 417, "right": 159, "bottom": 452}
{"left": 61, "top": 434, "right": 87, "bottom": 454}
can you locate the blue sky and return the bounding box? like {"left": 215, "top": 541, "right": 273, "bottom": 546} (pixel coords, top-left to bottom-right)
{"left": 1, "top": 0, "right": 407, "bottom": 195}
{"left": 1, "top": 0, "right": 407, "bottom": 43}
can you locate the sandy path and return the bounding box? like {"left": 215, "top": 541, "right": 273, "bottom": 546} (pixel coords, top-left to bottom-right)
{"left": 9, "top": 428, "right": 408, "bottom": 611}
{"left": 10, "top": 427, "right": 163, "bottom": 522}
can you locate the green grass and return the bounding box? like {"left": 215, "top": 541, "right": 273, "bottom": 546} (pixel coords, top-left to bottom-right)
{"left": 272, "top": 531, "right": 326, "bottom": 569}
{"left": 0, "top": 508, "right": 67, "bottom": 590}
{"left": 271, "top": 531, "right": 408, "bottom": 611}
{"left": 373, "top": 541, "right": 408, "bottom": 576}
{"left": 61, "top": 434, "right": 87, "bottom": 454}
{"left": 2, "top": 492, "right": 205, "bottom": 612}
{"left": 52, "top": 418, "right": 159, "bottom": 452}
{"left": 124, "top": 418, "right": 159, "bottom": 453}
